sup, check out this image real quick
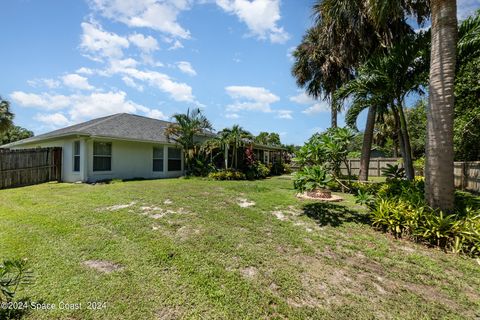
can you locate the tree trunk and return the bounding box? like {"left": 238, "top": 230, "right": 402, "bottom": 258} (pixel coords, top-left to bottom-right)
{"left": 359, "top": 106, "right": 377, "bottom": 182}
{"left": 392, "top": 107, "right": 407, "bottom": 171}
{"left": 331, "top": 94, "right": 338, "bottom": 128}
{"left": 426, "top": 0, "right": 457, "bottom": 212}
{"left": 224, "top": 145, "right": 229, "bottom": 169}
{"left": 397, "top": 103, "right": 415, "bottom": 180}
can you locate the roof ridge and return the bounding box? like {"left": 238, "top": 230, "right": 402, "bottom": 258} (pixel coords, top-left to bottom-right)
{"left": 74, "top": 113, "right": 124, "bottom": 131}
{"left": 120, "top": 112, "right": 172, "bottom": 124}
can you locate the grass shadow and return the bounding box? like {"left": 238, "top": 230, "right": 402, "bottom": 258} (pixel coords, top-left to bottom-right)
{"left": 302, "top": 202, "right": 370, "bottom": 227}
{"left": 0, "top": 298, "right": 35, "bottom": 320}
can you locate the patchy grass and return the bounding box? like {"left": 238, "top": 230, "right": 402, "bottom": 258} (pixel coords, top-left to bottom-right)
{"left": 0, "top": 176, "right": 479, "bottom": 319}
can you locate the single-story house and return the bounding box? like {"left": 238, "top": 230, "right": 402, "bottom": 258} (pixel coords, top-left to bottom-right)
{"left": 0, "top": 113, "right": 187, "bottom": 182}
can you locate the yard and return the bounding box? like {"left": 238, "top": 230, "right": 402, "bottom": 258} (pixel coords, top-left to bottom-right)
{"left": 0, "top": 176, "right": 479, "bottom": 319}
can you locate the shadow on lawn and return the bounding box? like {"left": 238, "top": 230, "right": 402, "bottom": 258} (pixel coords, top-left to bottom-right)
{"left": 302, "top": 202, "right": 370, "bottom": 227}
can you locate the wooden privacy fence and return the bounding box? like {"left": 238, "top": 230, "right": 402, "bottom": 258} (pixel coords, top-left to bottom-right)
{"left": 340, "top": 158, "right": 401, "bottom": 177}
{"left": 454, "top": 161, "right": 480, "bottom": 193}
{"left": 0, "top": 147, "right": 62, "bottom": 189}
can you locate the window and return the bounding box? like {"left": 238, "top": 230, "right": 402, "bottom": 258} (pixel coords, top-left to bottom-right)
{"left": 93, "top": 142, "right": 112, "bottom": 171}
{"left": 73, "top": 141, "right": 80, "bottom": 172}
{"left": 153, "top": 147, "right": 164, "bottom": 172}
{"left": 168, "top": 147, "right": 182, "bottom": 171}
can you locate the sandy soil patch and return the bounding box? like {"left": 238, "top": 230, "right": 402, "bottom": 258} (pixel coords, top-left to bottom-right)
{"left": 296, "top": 193, "right": 343, "bottom": 202}
{"left": 100, "top": 202, "right": 137, "bottom": 212}
{"left": 237, "top": 198, "right": 255, "bottom": 208}
{"left": 240, "top": 266, "right": 258, "bottom": 279}
{"left": 82, "top": 260, "right": 123, "bottom": 273}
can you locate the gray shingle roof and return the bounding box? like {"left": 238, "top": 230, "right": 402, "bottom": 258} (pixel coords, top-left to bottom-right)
{"left": 2, "top": 113, "right": 177, "bottom": 147}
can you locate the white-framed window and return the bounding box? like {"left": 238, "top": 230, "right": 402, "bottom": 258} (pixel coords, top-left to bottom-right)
{"left": 73, "top": 141, "right": 80, "bottom": 172}
{"left": 153, "top": 147, "right": 164, "bottom": 172}
{"left": 168, "top": 147, "right": 182, "bottom": 171}
{"left": 93, "top": 142, "right": 112, "bottom": 171}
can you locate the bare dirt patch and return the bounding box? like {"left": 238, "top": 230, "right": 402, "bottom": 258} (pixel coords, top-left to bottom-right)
{"left": 296, "top": 193, "right": 343, "bottom": 202}
{"left": 82, "top": 260, "right": 123, "bottom": 273}
{"left": 163, "top": 199, "right": 173, "bottom": 205}
{"left": 240, "top": 266, "right": 258, "bottom": 279}
{"left": 99, "top": 201, "right": 137, "bottom": 212}
{"left": 237, "top": 198, "right": 255, "bottom": 208}
{"left": 155, "top": 306, "right": 184, "bottom": 320}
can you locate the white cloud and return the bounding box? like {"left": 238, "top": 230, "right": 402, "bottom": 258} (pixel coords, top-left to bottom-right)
{"left": 76, "top": 67, "right": 95, "bottom": 75}
{"left": 277, "top": 109, "right": 293, "bottom": 119}
{"left": 225, "top": 85, "right": 281, "bottom": 113}
{"left": 290, "top": 92, "right": 330, "bottom": 114}
{"left": 89, "top": 0, "right": 192, "bottom": 39}
{"left": 145, "top": 108, "right": 168, "bottom": 120}
{"left": 35, "top": 113, "right": 72, "bottom": 127}
{"left": 10, "top": 91, "right": 72, "bottom": 110}
{"left": 168, "top": 39, "right": 184, "bottom": 50}
{"left": 216, "top": 0, "right": 290, "bottom": 43}
{"left": 176, "top": 61, "right": 197, "bottom": 76}
{"left": 128, "top": 33, "right": 159, "bottom": 53}
{"left": 225, "top": 113, "right": 240, "bottom": 119}
{"left": 80, "top": 21, "right": 129, "bottom": 60}
{"left": 61, "top": 74, "right": 95, "bottom": 90}
{"left": 122, "top": 76, "right": 144, "bottom": 91}
{"left": 27, "top": 78, "right": 61, "bottom": 89}
{"left": 10, "top": 90, "right": 151, "bottom": 122}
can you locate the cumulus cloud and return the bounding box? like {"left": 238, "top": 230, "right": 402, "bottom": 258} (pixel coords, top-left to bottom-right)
{"left": 122, "top": 76, "right": 144, "bottom": 91}
{"left": 88, "top": 0, "right": 192, "bottom": 39}
{"left": 80, "top": 21, "right": 129, "bottom": 60}
{"left": 145, "top": 108, "right": 168, "bottom": 120}
{"left": 128, "top": 33, "right": 159, "bottom": 53}
{"left": 35, "top": 113, "right": 72, "bottom": 127}
{"left": 10, "top": 91, "right": 72, "bottom": 110}
{"left": 277, "top": 109, "right": 293, "bottom": 119}
{"left": 216, "top": 0, "right": 290, "bottom": 43}
{"left": 27, "top": 78, "right": 61, "bottom": 89}
{"left": 176, "top": 61, "right": 197, "bottom": 76}
{"left": 62, "top": 74, "right": 95, "bottom": 90}
{"left": 290, "top": 92, "right": 330, "bottom": 114}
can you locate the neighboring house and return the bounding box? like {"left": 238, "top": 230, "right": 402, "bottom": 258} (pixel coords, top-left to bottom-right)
{"left": 0, "top": 113, "right": 186, "bottom": 182}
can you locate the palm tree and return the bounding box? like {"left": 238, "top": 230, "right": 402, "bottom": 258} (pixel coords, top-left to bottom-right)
{"left": 425, "top": 0, "right": 458, "bottom": 212}
{"left": 0, "top": 97, "right": 14, "bottom": 134}
{"left": 291, "top": 26, "right": 352, "bottom": 128}
{"left": 203, "top": 130, "right": 230, "bottom": 169}
{"left": 220, "top": 125, "right": 253, "bottom": 169}
{"left": 165, "top": 108, "right": 213, "bottom": 173}
{"left": 336, "top": 32, "right": 429, "bottom": 181}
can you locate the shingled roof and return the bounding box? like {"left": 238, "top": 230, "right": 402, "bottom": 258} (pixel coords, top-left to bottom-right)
{"left": 2, "top": 113, "right": 179, "bottom": 147}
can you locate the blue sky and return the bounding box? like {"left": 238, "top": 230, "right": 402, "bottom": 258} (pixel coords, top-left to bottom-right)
{"left": 1, "top": 0, "right": 479, "bottom": 145}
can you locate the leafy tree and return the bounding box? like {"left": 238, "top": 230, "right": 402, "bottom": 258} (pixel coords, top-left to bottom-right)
{"left": 254, "top": 132, "right": 281, "bottom": 146}
{"left": 406, "top": 99, "right": 427, "bottom": 159}
{"left": 220, "top": 125, "right": 253, "bottom": 169}
{"left": 165, "top": 108, "right": 213, "bottom": 173}
{"left": 0, "top": 97, "right": 14, "bottom": 134}
{"left": 454, "top": 10, "right": 480, "bottom": 161}
{"left": 0, "top": 125, "right": 34, "bottom": 145}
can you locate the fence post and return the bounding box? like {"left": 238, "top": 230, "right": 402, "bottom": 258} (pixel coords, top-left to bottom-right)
{"left": 460, "top": 162, "right": 466, "bottom": 190}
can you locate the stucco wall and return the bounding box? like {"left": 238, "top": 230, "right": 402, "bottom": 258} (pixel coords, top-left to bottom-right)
{"left": 8, "top": 137, "right": 184, "bottom": 183}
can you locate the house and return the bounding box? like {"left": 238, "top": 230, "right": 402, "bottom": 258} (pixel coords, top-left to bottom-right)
{"left": 0, "top": 113, "right": 186, "bottom": 182}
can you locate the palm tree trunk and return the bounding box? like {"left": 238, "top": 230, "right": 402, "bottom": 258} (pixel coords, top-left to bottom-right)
{"left": 359, "top": 106, "right": 377, "bottom": 181}
{"left": 224, "top": 145, "right": 229, "bottom": 169}
{"left": 396, "top": 102, "right": 414, "bottom": 181}
{"left": 392, "top": 107, "right": 407, "bottom": 171}
{"left": 331, "top": 95, "right": 338, "bottom": 128}
{"left": 426, "top": 0, "right": 457, "bottom": 212}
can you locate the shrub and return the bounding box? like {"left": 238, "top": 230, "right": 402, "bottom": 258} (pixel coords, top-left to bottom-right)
{"left": 245, "top": 161, "right": 270, "bottom": 180}
{"left": 1, "top": 259, "right": 33, "bottom": 302}
{"left": 208, "top": 169, "right": 246, "bottom": 180}
{"left": 293, "top": 165, "right": 332, "bottom": 193}
{"left": 381, "top": 164, "right": 406, "bottom": 181}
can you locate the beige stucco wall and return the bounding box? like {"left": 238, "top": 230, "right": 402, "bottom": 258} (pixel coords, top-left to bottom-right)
{"left": 8, "top": 137, "right": 184, "bottom": 183}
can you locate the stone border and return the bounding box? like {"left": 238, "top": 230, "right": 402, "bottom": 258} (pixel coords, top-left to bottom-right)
{"left": 296, "top": 193, "right": 343, "bottom": 202}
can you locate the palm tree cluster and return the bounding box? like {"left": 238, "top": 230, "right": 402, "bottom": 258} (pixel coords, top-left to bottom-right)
{"left": 292, "top": 0, "right": 459, "bottom": 212}
{"left": 0, "top": 97, "right": 14, "bottom": 134}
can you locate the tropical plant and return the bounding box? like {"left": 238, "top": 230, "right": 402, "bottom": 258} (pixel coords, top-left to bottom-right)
{"left": 355, "top": 189, "right": 376, "bottom": 209}
{"left": 382, "top": 164, "right": 406, "bottom": 181}
{"left": 0, "top": 259, "right": 33, "bottom": 302}
{"left": 254, "top": 132, "right": 281, "bottom": 146}
{"left": 0, "top": 97, "right": 14, "bottom": 135}
{"left": 220, "top": 125, "right": 253, "bottom": 169}
{"left": 208, "top": 169, "right": 246, "bottom": 181}
{"left": 293, "top": 165, "right": 332, "bottom": 193}
{"left": 0, "top": 125, "right": 33, "bottom": 146}
{"left": 165, "top": 108, "right": 213, "bottom": 173}
{"left": 291, "top": 26, "right": 352, "bottom": 128}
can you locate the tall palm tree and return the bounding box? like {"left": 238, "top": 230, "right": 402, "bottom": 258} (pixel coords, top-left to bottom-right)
{"left": 221, "top": 125, "right": 253, "bottom": 169}
{"left": 425, "top": 0, "right": 458, "bottom": 212}
{"left": 165, "top": 108, "right": 213, "bottom": 173}
{"left": 203, "top": 130, "right": 230, "bottom": 169}
{"left": 0, "top": 97, "right": 14, "bottom": 134}
{"left": 291, "top": 26, "right": 352, "bottom": 128}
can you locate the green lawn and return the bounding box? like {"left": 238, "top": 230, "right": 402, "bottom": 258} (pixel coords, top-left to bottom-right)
{"left": 0, "top": 176, "right": 479, "bottom": 319}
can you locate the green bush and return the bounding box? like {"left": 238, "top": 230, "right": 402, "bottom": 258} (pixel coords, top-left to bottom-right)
{"left": 1, "top": 259, "right": 33, "bottom": 302}
{"left": 381, "top": 164, "right": 406, "bottom": 181}
{"left": 245, "top": 161, "right": 270, "bottom": 180}
{"left": 293, "top": 165, "right": 332, "bottom": 193}
{"left": 366, "top": 180, "right": 480, "bottom": 256}
{"left": 208, "top": 169, "right": 246, "bottom": 181}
